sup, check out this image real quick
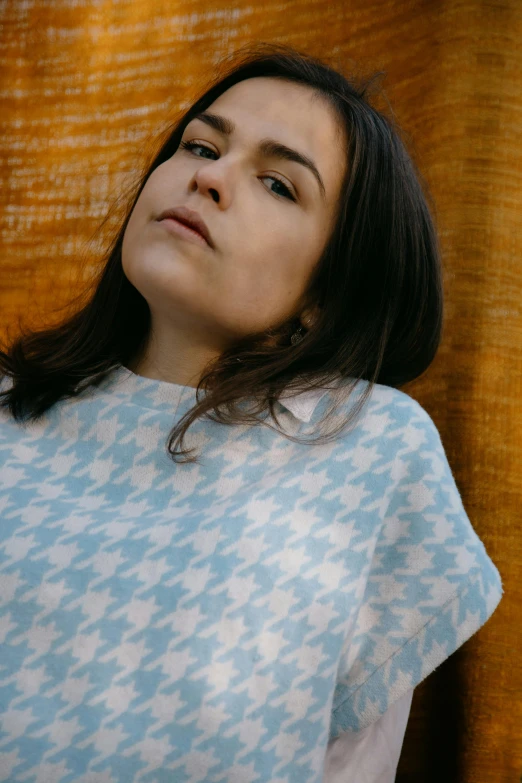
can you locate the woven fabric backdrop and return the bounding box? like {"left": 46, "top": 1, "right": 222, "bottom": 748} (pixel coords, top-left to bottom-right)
{"left": 1, "top": 1, "right": 520, "bottom": 780}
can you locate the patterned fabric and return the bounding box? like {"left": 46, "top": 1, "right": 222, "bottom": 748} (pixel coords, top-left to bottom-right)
{"left": 0, "top": 365, "right": 503, "bottom": 783}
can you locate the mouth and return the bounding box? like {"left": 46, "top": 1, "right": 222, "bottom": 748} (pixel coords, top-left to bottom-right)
{"left": 156, "top": 206, "right": 214, "bottom": 248}
{"left": 158, "top": 216, "right": 211, "bottom": 248}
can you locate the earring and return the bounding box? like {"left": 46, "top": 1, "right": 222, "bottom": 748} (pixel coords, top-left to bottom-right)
{"left": 290, "top": 326, "right": 304, "bottom": 345}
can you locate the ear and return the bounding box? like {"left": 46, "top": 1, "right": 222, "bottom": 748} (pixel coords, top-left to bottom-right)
{"left": 301, "top": 304, "right": 321, "bottom": 330}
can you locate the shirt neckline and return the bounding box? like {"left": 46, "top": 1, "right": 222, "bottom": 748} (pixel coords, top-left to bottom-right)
{"left": 103, "top": 364, "right": 347, "bottom": 424}
{"left": 101, "top": 364, "right": 198, "bottom": 408}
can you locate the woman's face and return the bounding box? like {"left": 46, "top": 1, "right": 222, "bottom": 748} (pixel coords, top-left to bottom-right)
{"left": 122, "top": 76, "right": 347, "bottom": 377}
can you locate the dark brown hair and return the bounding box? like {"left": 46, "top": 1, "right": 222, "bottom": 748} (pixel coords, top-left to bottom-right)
{"left": 0, "top": 42, "right": 444, "bottom": 465}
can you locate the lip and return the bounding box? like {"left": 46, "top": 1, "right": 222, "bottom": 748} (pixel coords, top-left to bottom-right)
{"left": 156, "top": 206, "right": 214, "bottom": 248}
{"left": 158, "top": 217, "right": 212, "bottom": 249}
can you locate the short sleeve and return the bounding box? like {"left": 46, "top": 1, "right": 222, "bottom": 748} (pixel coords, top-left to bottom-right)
{"left": 329, "top": 397, "right": 504, "bottom": 738}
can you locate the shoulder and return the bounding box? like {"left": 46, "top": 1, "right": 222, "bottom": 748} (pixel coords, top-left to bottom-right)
{"left": 334, "top": 376, "right": 441, "bottom": 448}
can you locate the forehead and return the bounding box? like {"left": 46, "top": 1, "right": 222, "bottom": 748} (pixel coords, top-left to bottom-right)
{"left": 200, "top": 77, "right": 347, "bottom": 199}
{"left": 206, "top": 77, "right": 344, "bottom": 145}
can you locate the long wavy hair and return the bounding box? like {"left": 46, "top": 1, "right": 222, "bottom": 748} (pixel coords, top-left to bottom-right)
{"left": 0, "top": 42, "right": 444, "bottom": 465}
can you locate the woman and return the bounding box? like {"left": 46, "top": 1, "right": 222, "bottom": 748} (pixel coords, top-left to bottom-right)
{"left": 0, "top": 43, "right": 503, "bottom": 782}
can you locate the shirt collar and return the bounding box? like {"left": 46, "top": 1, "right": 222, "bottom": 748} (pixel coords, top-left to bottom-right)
{"left": 277, "top": 383, "right": 335, "bottom": 423}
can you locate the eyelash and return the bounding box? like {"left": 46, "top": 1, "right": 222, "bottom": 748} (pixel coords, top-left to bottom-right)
{"left": 179, "top": 140, "right": 297, "bottom": 202}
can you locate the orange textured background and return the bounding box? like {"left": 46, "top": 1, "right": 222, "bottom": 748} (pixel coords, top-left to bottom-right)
{"left": 0, "top": 1, "right": 520, "bottom": 779}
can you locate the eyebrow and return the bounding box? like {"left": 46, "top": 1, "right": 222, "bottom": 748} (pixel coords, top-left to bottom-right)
{"left": 190, "top": 110, "right": 326, "bottom": 201}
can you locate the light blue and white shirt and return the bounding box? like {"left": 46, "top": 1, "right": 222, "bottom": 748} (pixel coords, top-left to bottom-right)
{"left": 0, "top": 365, "right": 503, "bottom": 782}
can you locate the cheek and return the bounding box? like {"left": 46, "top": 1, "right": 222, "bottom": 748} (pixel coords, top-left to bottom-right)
{"left": 226, "top": 228, "right": 315, "bottom": 316}
{"left": 247, "top": 215, "right": 305, "bottom": 263}
{"left": 250, "top": 215, "right": 322, "bottom": 281}
{"left": 130, "top": 167, "right": 171, "bottom": 222}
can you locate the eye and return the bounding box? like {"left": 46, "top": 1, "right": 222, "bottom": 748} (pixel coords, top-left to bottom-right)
{"left": 179, "top": 140, "right": 217, "bottom": 160}
{"left": 179, "top": 140, "right": 297, "bottom": 202}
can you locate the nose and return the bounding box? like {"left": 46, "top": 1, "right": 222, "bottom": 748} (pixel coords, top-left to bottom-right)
{"left": 190, "top": 158, "right": 234, "bottom": 206}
